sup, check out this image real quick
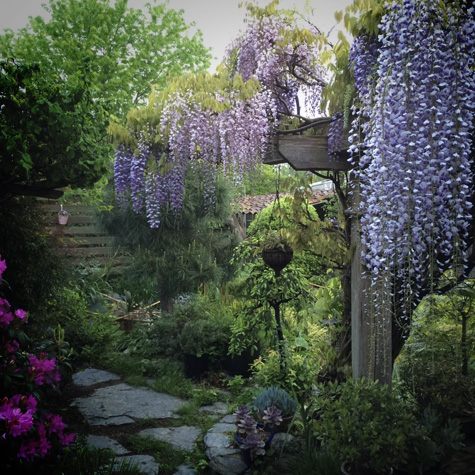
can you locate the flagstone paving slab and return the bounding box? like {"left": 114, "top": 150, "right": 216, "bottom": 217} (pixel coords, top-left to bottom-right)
{"left": 72, "top": 368, "right": 121, "bottom": 387}
{"left": 138, "top": 426, "right": 202, "bottom": 452}
{"left": 74, "top": 382, "right": 186, "bottom": 426}
{"left": 86, "top": 434, "right": 130, "bottom": 455}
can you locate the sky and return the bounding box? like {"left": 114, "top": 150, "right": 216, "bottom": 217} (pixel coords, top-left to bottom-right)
{"left": 0, "top": 0, "right": 354, "bottom": 72}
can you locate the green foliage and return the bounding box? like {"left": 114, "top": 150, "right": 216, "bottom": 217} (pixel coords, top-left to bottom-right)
{"left": 99, "top": 169, "right": 238, "bottom": 309}
{"left": 0, "top": 60, "right": 109, "bottom": 198}
{"left": 0, "top": 198, "right": 66, "bottom": 313}
{"left": 126, "top": 435, "right": 186, "bottom": 475}
{"left": 403, "top": 406, "right": 464, "bottom": 475}
{"left": 253, "top": 386, "right": 297, "bottom": 417}
{"left": 314, "top": 379, "right": 416, "bottom": 473}
{"left": 13, "top": 439, "right": 144, "bottom": 474}
{"left": 396, "top": 283, "right": 475, "bottom": 417}
{"left": 0, "top": 0, "right": 211, "bottom": 118}
{"left": 228, "top": 260, "right": 312, "bottom": 354}
{"left": 0, "top": 0, "right": 211, "bottom": 199}
{"left": 35, "top": 286, "right": 121, "bottom": 365}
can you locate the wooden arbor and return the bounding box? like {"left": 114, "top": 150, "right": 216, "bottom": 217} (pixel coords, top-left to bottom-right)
{"left": 264, "top": 131, "right": 393, "bottom": 386}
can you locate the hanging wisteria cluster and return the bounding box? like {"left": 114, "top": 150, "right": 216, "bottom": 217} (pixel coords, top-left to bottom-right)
{"left": 350, "top": 1, "right": 475, "bottom": 304}
{"left": 225, "top": 12, "right": 326, "bottom": 117}
{"left": 113, "top": 6, "right": 327, "bottom": 228}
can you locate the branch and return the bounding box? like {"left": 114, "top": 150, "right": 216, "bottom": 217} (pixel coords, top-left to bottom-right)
{"left": 274, "top": 116, "right": 333, "bottom": 135}
{"left": 0, "top": 183, "right": 64, "bottom": 203}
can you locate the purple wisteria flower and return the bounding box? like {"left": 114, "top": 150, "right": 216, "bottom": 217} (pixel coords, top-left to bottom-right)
{"left": 349, "top": 0, "right": 475, "bottom": 316}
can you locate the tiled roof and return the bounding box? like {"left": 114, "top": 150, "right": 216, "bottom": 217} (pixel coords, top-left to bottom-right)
{"left": 236, "top": 189, "right": 333, "bottom": 215}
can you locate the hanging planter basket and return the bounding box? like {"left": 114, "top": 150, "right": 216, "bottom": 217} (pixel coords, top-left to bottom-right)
{"left": 262, "top": 249, "right": 293, "bottom": 276}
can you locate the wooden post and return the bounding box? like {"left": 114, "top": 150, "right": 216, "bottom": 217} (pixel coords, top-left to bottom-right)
{"left": 265, "top": 133, "right": 394, "bottom": 386}
{"left": 350, "top": 176, "right": 392, "bottom": 386}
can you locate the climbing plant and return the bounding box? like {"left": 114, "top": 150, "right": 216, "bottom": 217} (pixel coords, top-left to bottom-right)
{"left": 110, "top": 0, "right": 329, "bottom": 228}
{"left": 347, "top": 0, "right": 475, "bottom": 329}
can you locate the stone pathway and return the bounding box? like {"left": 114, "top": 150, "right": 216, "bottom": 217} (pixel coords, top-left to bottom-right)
{"left": 70, "top": 368, "right": 250, "bottom": 475}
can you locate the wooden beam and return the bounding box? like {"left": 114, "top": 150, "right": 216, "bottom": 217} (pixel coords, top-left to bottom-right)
{"left": 264, "top": 135, "right": 352, "bottom": 171}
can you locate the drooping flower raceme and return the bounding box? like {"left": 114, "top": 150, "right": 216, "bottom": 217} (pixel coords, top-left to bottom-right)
{"left": 350, "top": 1, "right": 475, "bottom": 309}
{"left": 113, "top": 6, "right": 327, "bottom": 228}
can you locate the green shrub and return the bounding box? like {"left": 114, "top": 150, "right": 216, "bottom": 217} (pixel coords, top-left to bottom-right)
{"left": 314, "top": 379, "right": 416, "bottom": 474}
{"left": 0, "top": 198, "right": 67, "bottom": 314}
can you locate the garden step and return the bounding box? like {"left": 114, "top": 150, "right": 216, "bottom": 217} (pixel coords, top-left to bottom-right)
{"left": 74, "top": 382, "right": 186, "bottom": 425}
{"left": 138, "top": 426, "right": 202, "bottom": 452}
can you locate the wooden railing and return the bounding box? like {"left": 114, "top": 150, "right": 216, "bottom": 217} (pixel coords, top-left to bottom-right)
{"left": 42, "top": 202, "right": 130, "bottom": 271}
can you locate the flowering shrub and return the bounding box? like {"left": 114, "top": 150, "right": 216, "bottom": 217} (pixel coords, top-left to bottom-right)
{"left": 0, "top": 255, "right": 75, "bottom": 466}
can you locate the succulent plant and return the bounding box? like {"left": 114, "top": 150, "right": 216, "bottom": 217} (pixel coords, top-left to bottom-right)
{"left": 237, "top": 415, "right": 259, "bottom": 437}
{"left": 240, "top": 432, "right": 265, "bottom": 457}
{"left": 262, "top": 405, "right": 283, "bottom": 428}
{"left": 253, "top": 386, "right": 297, "bottom": 417}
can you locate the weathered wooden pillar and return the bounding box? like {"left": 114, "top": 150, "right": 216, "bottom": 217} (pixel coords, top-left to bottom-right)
{"left": 350, "top": 175, "right": 392, "bottom": 386}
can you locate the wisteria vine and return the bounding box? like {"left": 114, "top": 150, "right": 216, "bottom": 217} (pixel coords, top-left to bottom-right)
{"left": 113, "top": 6, "right": 326, "bottom": 228}
{"left": 350, "top": 0, "right": 475, "bottom": 310}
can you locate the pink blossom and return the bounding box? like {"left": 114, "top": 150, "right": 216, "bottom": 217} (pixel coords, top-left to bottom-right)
{"left": 14, "top": 309, "right": 27, "bottom": 321}
{"left": 45, "top": 413, "right": 66, "bottom": 435}
{"left": 17, "top": 423, "right": 52, "bottom": 461}
{"left": 0, "top": 396, "right": 35, "bottom": 438}
{"left": 0, "top": 298, "right": 13, "bottom": 327}
{"left": 60, "top": 431, "right": 76, "bottom": 446}
{"left": 0, "top": 255, "right": 6, "bottom": 279}
{"left": 28, "top": 353, "right": 61, "bottom": 386}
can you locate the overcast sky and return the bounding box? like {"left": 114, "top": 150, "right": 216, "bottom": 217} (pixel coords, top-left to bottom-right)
{"left": 0, "top": 0, "right": 354, "bottom": 71}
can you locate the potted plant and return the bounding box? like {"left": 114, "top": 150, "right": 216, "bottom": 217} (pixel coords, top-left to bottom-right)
{"left": 233, "top": 405, "right": 277, "bottom": 466}
{"left": 179, "top": 319, "right": 229, "bottom": 378}
{"left": 253, "top": 386, "right": 297, "bottom": 432}
{"left": 57, "top": 204, "right": 69, "bottom": 225}
{"left": 260, "top": 230, "right": 293, "bottom": 276}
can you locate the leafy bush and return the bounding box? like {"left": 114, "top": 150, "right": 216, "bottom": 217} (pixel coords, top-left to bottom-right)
{"left": 33, "top": 286, "right": 120, "bottom": 365}
{"left": 314, "top": 379, "right": 416, "bottom": 474}
{"left": 0, "top": 255, "right": 75, "bottom": 471}
{"left": 0, "top": 198, "right": 67, "bottom": 314}
{"left": 396, "top": 291, "right": 475, "bottom": 417}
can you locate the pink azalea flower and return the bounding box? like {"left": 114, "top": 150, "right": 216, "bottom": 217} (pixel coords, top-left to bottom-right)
{"left": 45, "top": 413, "right": 66, "bottom": 434}
{"left": 14, "top": 309, "right": 27, "bottom": 321}
{"left": 17, "top": 422, "right": 52, "bottom": 461}
{"left": 0, "top": 299, "right": 13, "bottom": 327}
{"left": 0, "top": 398, "right": 34, "bottom": 438}
{"left": 0, "top": 255, "right": 6, "bottom": 279}
{"left": 60, "top": 431, "right": 76, "bottom": 446}
{"left": 28, "top": 353, "right": 61, "bottom": 386}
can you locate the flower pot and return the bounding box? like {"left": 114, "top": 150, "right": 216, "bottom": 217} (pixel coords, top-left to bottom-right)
{"left": 183, "top": 353, "right": 209, "bottom": 379}
{"left": 262, "top": 249, "right": 293, "bottom": 276}
{"left": 235, "top": 424, "right": 274, "bottom": 466}
{"left": 58, "top": 213, "right": 69, "bottom": 225}
{"left": 223, "top": 346, "right": 257, "bottom": 377}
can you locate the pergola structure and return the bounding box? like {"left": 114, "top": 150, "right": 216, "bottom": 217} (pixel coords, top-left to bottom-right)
{"left": 264, "top": 131, "right": 393, "bottom": 386}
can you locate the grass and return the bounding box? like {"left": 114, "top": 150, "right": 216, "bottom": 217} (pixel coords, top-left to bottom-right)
{"left": 126, "top": 435, "right": 191, "bottom": 475}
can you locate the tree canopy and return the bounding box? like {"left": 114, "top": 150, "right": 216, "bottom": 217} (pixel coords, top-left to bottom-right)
{"left": 0, "top": 0, "right": 212, "bottom": 200}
